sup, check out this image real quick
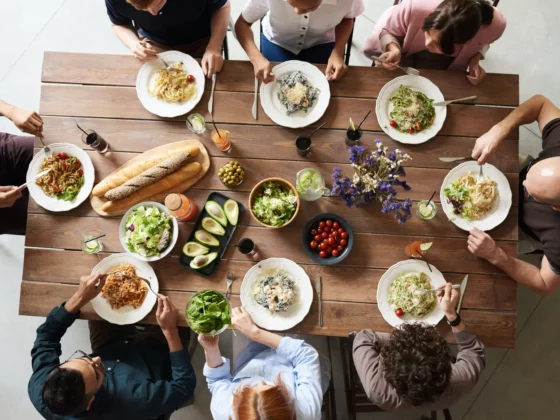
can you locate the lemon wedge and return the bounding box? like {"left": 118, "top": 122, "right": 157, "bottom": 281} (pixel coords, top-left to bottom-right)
{"left": 420, "top": 242, "right": 433, "bottom": 252}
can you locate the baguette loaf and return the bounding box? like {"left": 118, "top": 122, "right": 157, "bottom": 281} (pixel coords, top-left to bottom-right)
{"left": 104, "top": 152, "right": 191, "bottom": 201}
{"left": 102, "top": 162, "right": 202, "bottom": 214}
{"left": 92, "top": 145, "right": 200, "bottom": 197}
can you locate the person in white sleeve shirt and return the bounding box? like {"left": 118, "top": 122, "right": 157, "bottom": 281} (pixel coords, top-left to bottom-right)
{"left": 235, "top": 0, "right": 364, "bottom": 83}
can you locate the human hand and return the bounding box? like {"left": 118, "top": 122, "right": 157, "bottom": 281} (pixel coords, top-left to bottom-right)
{"left": 9, "top": 107, "right": 43, "bottom": 137}
{"left": 202, "top": 47, "right": 224, "bottom": 78}
{"left": 231, "top": 306, "right": 259, "bottom": 338}
{"left": 0, "top": 186, "right": 23, "bottom": 208}
{"left": 131, "top": 40, "right": 159, "bottom": 62}
{"left": 198, "top": 334, "right": 220, "bottom": 351}
{"left": 374, "top": 46, "right": 401, "bottom": 70}
{"left": 437, "top": 282, "right": 460, "bottom": 320}
{"left": 252, "top": 55, "right": 275, "bottom": 84}
{"left": 156, "top": 294, "right": 178, "bottom": 334}
{"left": 468, "top": 227, "right": 500, "bottom": 264}
{"left": 471, "top": 124, "right": 507, "bottom": 164}
{"left": 467, "top": 58, "right": 486, "bottom": 86}
{"left": 326, "top": 51, "right": 347, "bottom": 81}
{"left": 66, "top": 273, "right": 107, "bottom": 313}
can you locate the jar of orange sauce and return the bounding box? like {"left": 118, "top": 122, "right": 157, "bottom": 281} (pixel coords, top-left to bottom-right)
{"left": 164, "top": 193, "right": 198, "bottom": 222}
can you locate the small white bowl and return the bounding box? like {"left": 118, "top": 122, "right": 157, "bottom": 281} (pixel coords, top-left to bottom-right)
{"left": 119, "top": 202, "right": 179, "bottom": 262}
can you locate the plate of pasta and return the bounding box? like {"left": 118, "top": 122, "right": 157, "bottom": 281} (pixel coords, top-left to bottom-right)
{"left": 26, "top": 143, "right": 94, "bottom": 212}
{"left": 91, "top": 254, "right": 159, "bottom": 325}
{"left": 240, "top": 258, "right": 313, "bottom": 331}
{"left": 377, "top": 259, "right": 446, "bottom": 327}
{"left": 136, "top": 50, "right": 205, "bottom": 118}
{"left": 260, "top": 61, "right": 330, "bottom": 128}
{"left": 440, "top": 161, "right": 512, "bottom": 231}
{"left": 376, "top": 75, "right": 446, "bottom": 144}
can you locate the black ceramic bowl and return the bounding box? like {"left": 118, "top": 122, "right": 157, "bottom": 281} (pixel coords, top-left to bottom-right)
{"left": 302, "top": 213, "right": 354, "bottom": 265}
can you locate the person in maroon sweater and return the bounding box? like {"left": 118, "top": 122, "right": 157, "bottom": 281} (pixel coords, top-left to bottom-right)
{"left": 0, "top": 99, "right": 43, "bottom": 235}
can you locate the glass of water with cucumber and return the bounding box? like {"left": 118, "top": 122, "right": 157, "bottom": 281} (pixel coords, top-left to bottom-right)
{"left": 296, "top": 168, "right": 330, "bottom": 201}
{"left": 82, "top": 235, "right": 103, "bottom": 254}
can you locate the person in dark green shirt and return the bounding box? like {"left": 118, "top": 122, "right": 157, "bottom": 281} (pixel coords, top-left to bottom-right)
{"left": 28, "top": 273, "right": 196, "bottom": 420}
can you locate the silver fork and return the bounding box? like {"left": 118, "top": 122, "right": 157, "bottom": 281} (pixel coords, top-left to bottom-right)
{"left": 225, "top": 271, "right": 235, "bottom": 299}
{"left": 415, "top": 284, "right": 461, "bottom": 296}
{"left": 371, "top": 55, "right": 420, "bottom": 76}
{"left": 139, "top": 277, "right": 158, "bottom": 297}
{"left": 478, "top": 164, "right": 485, "bottom": 183}
{"left": 37, "top": 136, "right": 51, "bottom": 156}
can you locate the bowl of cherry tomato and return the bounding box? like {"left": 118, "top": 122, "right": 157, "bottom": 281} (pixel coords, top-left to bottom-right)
{"left": 302, "top": 213, "right": 353, "bottom": 265}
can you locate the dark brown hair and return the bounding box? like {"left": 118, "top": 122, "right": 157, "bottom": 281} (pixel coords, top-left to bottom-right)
{"left": 127, "top": 0, "right": 156, "bottom": 10}
{"left": 381, "top": 323, "right": 452, "bottom": 406}
{"left": 422, "top": 0, "right": 494, "bottom": 55}
{"left": 231, "top": 377, "right": 296, "bottom": 420}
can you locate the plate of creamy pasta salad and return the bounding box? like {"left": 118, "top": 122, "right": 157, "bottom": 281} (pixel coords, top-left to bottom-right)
{"left": 376, "top": 75, "right": 446, "bottom": 144}
{"left": 260, "top": 60, "right": 330, "bottom": 128}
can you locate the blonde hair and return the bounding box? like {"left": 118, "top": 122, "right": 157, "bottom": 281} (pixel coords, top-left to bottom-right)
{"left": 231, "top": 377, "right": 296, "bottom": 420}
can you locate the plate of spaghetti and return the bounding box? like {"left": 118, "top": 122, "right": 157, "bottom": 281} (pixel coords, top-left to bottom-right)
{"left": 136, "top": 50, "right": 205, "bottom": 118}
{"left": 26, "top": 143, "right": 94, "bottom": 212}
{"left": 91, "top": 254, "right": 159, "bottom": 325}
{"left": 440, "top": 161, "right": 512, "bottom": 232}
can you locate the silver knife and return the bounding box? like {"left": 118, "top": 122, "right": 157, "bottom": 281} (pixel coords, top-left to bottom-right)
{"left": 252, "top": 77, "right": 258, "bottom": 120}
{"left": 457, "top": 274, "right": 468, "bottom": 314}
{"left": 17, "top": 169, "right": 51, "bottom": 192}
{"left": 314, "top": 275, "right": 323, "bottom": 327}
{"left": 438, "top": 157, "right": 473, "bottom": 163}
{"left": 208, "top": 74, "right": 217, "bottom": 117}
{"left": 433, "top": 95, "right": 477, "bottom": 106}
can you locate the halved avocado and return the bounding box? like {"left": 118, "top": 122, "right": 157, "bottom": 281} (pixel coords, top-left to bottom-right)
{"left": 190, "top": 252, "right": 218, "bottom": 269}
{"left": 202, "top": 217, "right": 226, "bottom": 236}
{"left": 224, "top": 199, "right": 239, "bottom": 226}
{"left": 194, "top": 230, "right": 219, "bottom": 247}
{"left": 183, "top": 242, "right": 209, "bottom": 257}
{"left": 205, "top": 201, "right": 228, "bottom": 227}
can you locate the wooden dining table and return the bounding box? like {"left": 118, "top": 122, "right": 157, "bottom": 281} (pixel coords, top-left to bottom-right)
{"left": 20, "top": 52, "right": 519, "bottom": 348}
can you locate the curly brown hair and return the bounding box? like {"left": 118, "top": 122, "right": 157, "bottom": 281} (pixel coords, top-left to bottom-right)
{"left": 380, "top": 323, "right": 452, "bottom": 406}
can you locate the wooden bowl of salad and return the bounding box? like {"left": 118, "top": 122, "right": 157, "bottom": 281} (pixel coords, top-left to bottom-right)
{"left": 249, "top": 178, "right": 300, "bottom": 228}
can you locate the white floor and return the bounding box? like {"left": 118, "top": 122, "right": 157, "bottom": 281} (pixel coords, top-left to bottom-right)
{"left": 1, "top": 1, "right": 560, "bottom": 419}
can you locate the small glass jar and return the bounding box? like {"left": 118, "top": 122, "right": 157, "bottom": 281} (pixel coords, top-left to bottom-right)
{"left": 165, "top": 193, "right": 198, "bottom": 222}
{"left": 211, "top": 128, "right": 232, "bottom": 152}
{"left": 186, "top": 113, "right": 207, "bottom": 135}
{"left": 81, "top": 129, "right": 109, "bottom": 153}
{"left": 416, "top": 200, "right": 437, "bottom": 220}
{"left": 82, "top": 235, "right": 103, "bottom": 254}
{"left": 345, "top": 128, "right": 362, "bottom": 147}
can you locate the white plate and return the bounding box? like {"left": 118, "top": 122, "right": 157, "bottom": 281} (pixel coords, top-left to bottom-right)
{"left": 91, "top": 254, "right": 159, "bottom": 325}
{"left": 376, "top": 75, "right": 446, "bottom": 144}
{"left": 377, "top": 259, "right": 446, "bottom": 327}
{"left": 260, "top": 60, "right": 330, "bottom": 128}
{"left": 26, "top": 143, "right": 94, "bottom": 212}
{"left": 240, "top": 258, "right": 313, "bottom": 331}
{"left": 440, "top": 161, "right": 512, "bottom": 232}
{"left": 119, "top": 202, "right": 179, "bottom": 262}
{"left": 136, "top": 51, "right": 205, "bottom": 118}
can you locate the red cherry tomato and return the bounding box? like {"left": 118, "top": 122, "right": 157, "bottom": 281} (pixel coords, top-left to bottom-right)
{"left": 187, "top": 74, "right": 195, "bottom": 83}
{"left": 317, "top": 227, "right": 323, "bottom": 234}
{"left": 319, "top": 242, "right": 328, "bottom": 250}
{"left": 395, "top": 309, "right": 404, "bottom": 317}
{"left": 340, "top": 239, "right": 348, "bottom": 246}
{"left": 408, "top": 127, "right": 414, "bottom": 134}
{"left": 337, "top": 245, "right": 344, "bottom": 252}
{"left": 415, "top": 121, "right": 422, "bottom": 131}
{"left": 331, "top": 249, "right": 339, "bottom": 257}
{"left": 78, "top": 169, "right": 84, "bottom": 177}
{"left": 341, "top": 232, "right": 349, "bottom": 239}
{"left": 333, "top": 231, "right": 340, "bottom": 238}
{"left": 313, "top": 235, "right": 322, "bottom": 243}
{"left": 338, "top": 228, "right": 345, "bottom": 234}
{"left": 324, "top": 226, "right": 331, "bottom": 233}
{"left": 326, "top": 220, "right": 333, "bottom": 227}
{"left": 333, "top": 221, "right": 340, "bottom": 229}
{"left": 319, "top": 250, "right": 327, "bottom": 258}
{"left": 321, "top": 232, "right": 328, "bottom": 239}
{"left": 390, "top": 120, "right": 397, "bottom": 128}
{"left": 328, "top": 237, "right": 336, "bottom": 246}
{"left": 310, "top": 241, "right": 318, "bottom": 249}
{"left": 319, "top": 221, "right": 326, "bottom": 228}
{"left": 311, "top": 229, "right": 318, "bottom": 236}
{"left": 326, "top": 247, "right": 333, "bottom": 254}
{"left": 57, "top": 152, "right": 68, "bottom": 159}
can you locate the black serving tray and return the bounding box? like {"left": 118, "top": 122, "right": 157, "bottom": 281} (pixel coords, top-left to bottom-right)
{"left": 180, "top": 192, "right": 245, "bottom": 277}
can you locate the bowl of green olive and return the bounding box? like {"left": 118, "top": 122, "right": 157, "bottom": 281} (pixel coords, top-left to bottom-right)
{"left": 218, "top": 161, "right": 245, "bottom": 187}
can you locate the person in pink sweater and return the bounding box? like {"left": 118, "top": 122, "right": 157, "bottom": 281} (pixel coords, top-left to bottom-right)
{"left": 362, "top": 0, "right": 506, "bottom": 85}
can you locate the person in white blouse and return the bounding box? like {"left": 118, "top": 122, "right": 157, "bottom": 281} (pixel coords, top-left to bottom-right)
{"left": 235, "top": 0, "right": 364, "bottom": 83}
{"left": 200, "top": 306, "right": 329, "bottom": 420}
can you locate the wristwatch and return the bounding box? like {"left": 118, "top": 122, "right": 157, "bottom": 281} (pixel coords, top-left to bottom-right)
{"left": 446, "top": 312, "right": 461, "bottom": 327}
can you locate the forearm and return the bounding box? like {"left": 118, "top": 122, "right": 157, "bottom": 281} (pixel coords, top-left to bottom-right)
{"left": 250, "top": 328, "right": 282, "bottom": 350}
{"left": 490, "top": 248, "right": 551, "bottom": 295}
{"left": 208, "top": 1, "right": 230, "bottom": 52}
{"left": 204, "top": 348, "right": 224, "bottom": 368}
{"left": 163, "top": 328, "right": 184, "bottom": 353}
{"left": 235, "top": 17, "right": 263, "bottom": 63}
{"left": 0, "top": 100, "right": 16, "bottom": 119}
{"left": 112, "top": 24, "right": 140, "bottom": 50}
{"left": 333, "top": 18, "right": 354, "bottom": 56}
{"left": 495, "top": 95, "right": 549, "bottom": 137}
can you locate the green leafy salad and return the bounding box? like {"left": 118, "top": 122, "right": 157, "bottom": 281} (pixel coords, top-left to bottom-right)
{"left": 186, "top": 290, "right": 231, "bottom": 335}
{"left": 388, "top": 272, "right": 436, "bottom": 317}
{"left": 252, "top": 181, "right": 298, "bottom": 227}
{"left": 124, "top": 206, "right": 173, "bottom": 257}
{"left": 389, "top": 85, "right": 436, "bottom": 134}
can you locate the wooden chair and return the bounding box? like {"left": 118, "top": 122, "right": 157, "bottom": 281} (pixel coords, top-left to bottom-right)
{"left": 321, "top": 337, "right": 338, "bottom": 420}
{"left": 340, "top": 336, "right": 452, "bottom": 420}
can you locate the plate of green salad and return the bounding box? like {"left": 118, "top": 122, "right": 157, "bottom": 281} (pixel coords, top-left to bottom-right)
{"left": 119, "top": 202, "right": 178, "bottom": 262}
{"left": 185, "top": 290, "right": 231, "bottom": 336}
{"left": 377, "top": 259, "right": 446, "bottom": 327}
{"left": 249, "top": 178, "right": 300, "bottom": 228}
{"left": 376, "top": 75, "right": 446, "bottom": 145}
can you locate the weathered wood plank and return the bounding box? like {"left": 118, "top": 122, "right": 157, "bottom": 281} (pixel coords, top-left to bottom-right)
{"left": 37, "top": 116, "right": 520, "bottom": 170}
{"left": 19, "top": 281, "right": 517, "bottom": 347}
{"left": 40, "top": 85, "right": 519, "bottom": 139}
{"left": 41, "top": 52, "right": 519, "bottom": 106}
{"left": 24, "top": 214, "right": 516, "bottom": 275}
{"left": 23, "top": 248, "right": 516, "bottom": 310}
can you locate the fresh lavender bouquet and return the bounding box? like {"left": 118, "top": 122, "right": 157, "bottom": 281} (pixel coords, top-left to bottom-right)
{"left": 331, "top": 141, "right": 413, "bottom": 224}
